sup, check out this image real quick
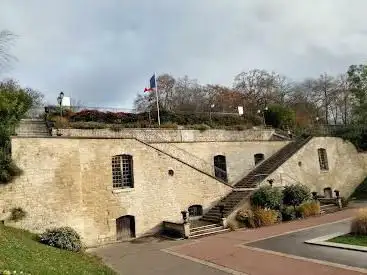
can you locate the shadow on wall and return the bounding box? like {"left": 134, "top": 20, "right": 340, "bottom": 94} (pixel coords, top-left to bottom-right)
{"left": 351, "top": 177, "right": 367, "bottom": 200}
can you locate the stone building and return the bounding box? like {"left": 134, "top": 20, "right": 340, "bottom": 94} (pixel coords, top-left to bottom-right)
{"left": 0, "top": 120, "right": 366, "bottom": 246}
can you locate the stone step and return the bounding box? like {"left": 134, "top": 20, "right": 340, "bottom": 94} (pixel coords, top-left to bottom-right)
{"left": 201, "top": 216, "right": 221, "bottom": 223}
{"left": 190, "top": 223, "right": 220, "bottom": 232}
{"left": 189, "top": 228, "right": 229, "bottom": 239}
{"left": 190, "top": 225, "right": 223, "bottom": 235}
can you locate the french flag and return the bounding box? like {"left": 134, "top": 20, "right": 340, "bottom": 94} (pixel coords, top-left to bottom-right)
{"left": 144, "top": 74, "right": 157, "bottom": 92}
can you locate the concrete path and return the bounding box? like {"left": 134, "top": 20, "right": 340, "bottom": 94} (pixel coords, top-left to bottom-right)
{"left": 92, "top": 207, "right": 367, "bottom": 275}
{"left": 90, "top": 237, "right": 229, "bottom": 275}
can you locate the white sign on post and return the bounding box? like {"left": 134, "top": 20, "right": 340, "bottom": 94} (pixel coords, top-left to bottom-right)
{"left": 238, "top": 106, "right": 244, "bottom": 115}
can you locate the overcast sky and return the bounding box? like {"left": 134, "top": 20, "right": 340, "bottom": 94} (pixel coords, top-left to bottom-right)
{"left": 1, "top": 0, "right": 367, "bottom": 109}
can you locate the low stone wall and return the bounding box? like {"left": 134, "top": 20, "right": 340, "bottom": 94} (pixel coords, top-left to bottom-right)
{"left": 51, "top": 128, "right": 275, "bottom": 142}
{"left": 162, "top": 221, "right": 189, "bottom": 238}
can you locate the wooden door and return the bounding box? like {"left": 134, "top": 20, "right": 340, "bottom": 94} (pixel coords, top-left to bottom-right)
{"left": 116, "top": 215, "right": 135, "bottom": 241}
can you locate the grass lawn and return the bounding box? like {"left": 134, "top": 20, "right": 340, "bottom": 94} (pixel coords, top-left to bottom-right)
{"left": 329, "top": 234, "right": 367, "bottom": 247}
{"left": 0, "top": 225, "right": 116, "bottom": 275}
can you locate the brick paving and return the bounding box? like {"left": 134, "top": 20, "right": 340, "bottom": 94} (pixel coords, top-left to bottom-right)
{"left": 166, "top": 208, "right": 367, "bottom": 275}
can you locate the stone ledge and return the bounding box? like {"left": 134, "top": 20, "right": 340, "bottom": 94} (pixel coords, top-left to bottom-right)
{"left": 112, "top": 188, "right": 135, "bottom": 194}
{"left": 305, "top": 232, "right": 367, "bottom": 252}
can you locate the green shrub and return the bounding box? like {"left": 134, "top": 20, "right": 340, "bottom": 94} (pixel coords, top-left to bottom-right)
{"left": 109, "top": 124, "right": 124, "bottom": 132}
{"left": 297, "top": 201, "right": 320, "bottom": 218}
{"left": 351, "top": 208, "right": 367, "bottom": 235}
{"left": 0, "top": 151, "right": 22, "bottom": 184}
{"left": 283, "top": 184, "right": 311, "bottom": 207}
{"left": 190, "top": 124, "right": 211, "bottom": 132}
{"left": 250, "top": 185, "right": 283, "bottom": 210}
{"left": 160, "top": 122, "right": 179, "bottom": 129}
{"left": 281, "top": 206, "right": 297, "bottom": 221}
{"left": 9, "top": 207, "right": 27, "bottom": 222}
{"left": 69, "top": 122, "right": 107, "bottom": 129}
{"left": 39, "top": 227, "right": 82, "bottom": 252}
{"left": 264, "top": 104, "right": 296, "bottom": 129}
{"left": 0, "top": 271, "right": 31, "bottom": 275}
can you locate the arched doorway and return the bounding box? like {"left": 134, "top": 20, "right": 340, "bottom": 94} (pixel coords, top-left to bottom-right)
{"left": 323, "top": 187, "right": 332, "bottom": 198}
{"left": 214, "top": 155, "right": 228, "bottom": 182}
{"left": 254, "top": 153, "right": 265, "bottom": 165}
{"left": 116, "top": 215, "right": 135, "bottom": 241}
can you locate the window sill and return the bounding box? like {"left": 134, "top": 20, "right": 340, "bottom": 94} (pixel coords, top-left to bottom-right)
{"left": 320, "top": 170, "right": 329, "bottom": 173}
{"left": 112, "top": 188, "right": 134, "bottom": 194}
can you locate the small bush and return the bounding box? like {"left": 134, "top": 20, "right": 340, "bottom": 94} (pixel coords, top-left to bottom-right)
{"left": 283, "top": 184, "right": 311, "bottom": 207}
{"left": 250, "top": 185, "right": 283, "bottom": 210}
{"left": 39, "top": 227, "right": 82, "bottom": 252}
{"left": 281, "top": 206, "right": 297, "bottom": 221}
{"left": 227, "top": 220, "right": 239, "bottom": 231}
{"left": 69, "top": 122, "right": 107, "bottom": 129}
{"left": 190, "top": 124, "right": 211, "bottom": 132}
{"left": 0, "top": 271, "right": 31, "bottom": 275}
{"left": 297, "top": 201, "right": 320, "bottom": 218}
{"left": 351, "top": 208, "right": 367, "bottom": 235}
{"left": 9, "top": 207, "right": 27, "bottom": 222}
{"left": 160, "top": 122, "right": 179, "bottom": 129}
{"left": 109, "top": 124, "right": 124, "bottom": 132}
{"left": 237, "top": 208, "right": 279, "bottom": 228}
{"left": 236, "top": 209, "right": 256, "bottom": 228}
{"left": 252, "top": 207, "right": 279, "bottom": 227}
{"left": 0, "top": 151, "right": 23, "bottom": 184}
{"left": 53, "top": 116, "right": 69, "bottom": 128}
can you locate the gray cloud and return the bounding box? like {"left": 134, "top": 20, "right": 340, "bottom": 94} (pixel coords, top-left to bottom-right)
{"left": 1, "top": 0, "right": 367, "bottom": 108}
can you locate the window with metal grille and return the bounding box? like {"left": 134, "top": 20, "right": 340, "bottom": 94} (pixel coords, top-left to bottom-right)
{"left": 188, "top": 205, "right": 203, "bottom": 217}
{"left": 317, "top": 148, "right": 329, "bottom": 171}
{"left": 112, "top": 155, "right": 134, "bottom": 188}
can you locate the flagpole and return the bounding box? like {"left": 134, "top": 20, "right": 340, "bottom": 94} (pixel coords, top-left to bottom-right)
{"left": 154, "top": 72, "right": 161, "bottom": 126}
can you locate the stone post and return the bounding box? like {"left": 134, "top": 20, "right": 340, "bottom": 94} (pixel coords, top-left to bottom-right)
{"left": 221, "top": 217, "right": 228, "bottom": 228}
{"left": 337, "top": 198, "right": 342, "bottom": 209}
{"left": 183, "top": 223, "right": 190, "bottom": 239}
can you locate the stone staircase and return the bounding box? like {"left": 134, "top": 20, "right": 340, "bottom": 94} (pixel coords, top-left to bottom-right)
{"left": 234, "top": 136, "right": 312, "bottom": 188}
{"left": 15, "top": 119, "right": 50, "bottom": 137}
{"left": 199, "top": 136, "right": 313, "bottom": 226}
{"left": 319, "top": 198, "right": 341, "bottom": 214}
{"left": 320, "top": 204, "right": 340, "bottom": 214}
{"left": 189, "top": 223, "right": 229, "bottom": 239}
{"left": 200, "top": 190, "right": 252, "bottom": 223}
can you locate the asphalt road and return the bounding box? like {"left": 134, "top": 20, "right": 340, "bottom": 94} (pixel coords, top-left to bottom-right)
{"left": 246, "top": 220, "right": 367, "bottom": 269}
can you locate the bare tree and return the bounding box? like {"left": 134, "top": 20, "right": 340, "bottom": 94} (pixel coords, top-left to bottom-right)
{"left": 0, "top": 30, "right": 16, "bottom": 74}
{"left": 233, "top": 69, "right": 287, "bottom": 112}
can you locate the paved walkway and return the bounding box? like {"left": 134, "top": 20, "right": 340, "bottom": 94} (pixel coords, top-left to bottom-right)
{"left": 92, "top": 207, "right": 367, "bottom": 275}
{"left": 167, "top": 208, "right": 367, "bottom": 275}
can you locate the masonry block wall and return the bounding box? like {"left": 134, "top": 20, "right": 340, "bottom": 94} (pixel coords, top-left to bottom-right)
{"left": 0, "top": 137, "right": 232, "bottom": 246}
{"left": 264, "top": 137, "right": 367, "bottom": 198}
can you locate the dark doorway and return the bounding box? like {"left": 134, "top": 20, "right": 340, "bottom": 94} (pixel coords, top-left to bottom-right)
{"left": 254, "top": 153, "right": 265, "bottom": 165}
{"left": 188, "top": 205, "right": 203, "bottom": 217}
{"left": 214, "top": 155, "right": 228, "bottom": 182}
{"left": 116, "top": 215, "right": 135, "bottom": 241}
{"left": 323, "top": 187, "right": 332, "bottom": 198}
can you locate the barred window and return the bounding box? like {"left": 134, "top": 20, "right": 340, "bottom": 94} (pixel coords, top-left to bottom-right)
{"left": 188, "top": 205, "right": 203, "bottom": 217}
{"left": 317, "top": 148, "right": 329, "bottom": 171}
{"left": 112, "top": 155, "right": 134, "bottom": 188}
